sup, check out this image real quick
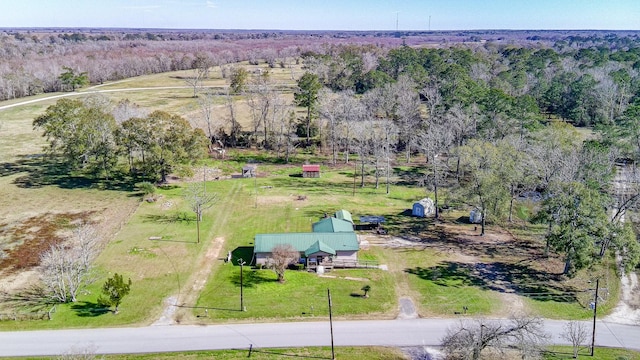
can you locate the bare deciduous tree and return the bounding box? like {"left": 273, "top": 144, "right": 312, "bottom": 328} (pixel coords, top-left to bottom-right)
{"left": 270, "top": 99, "right": 294, "bottom": 161}
{"left": 246, "top": 71, "right": 277, "bottom": 147}
{"left": 561, "top": 320, "right": 589, "bottom": 359}
{"left": 441, "top": 317, "right": 548, "bottom": 360}
{"left": 318, "top": 89, "right": 342, "bottom": 165}
{"left": 40, "top": 225, "right": 100, "bottom": 303}
{"left": 445, "top": 104, "right": 478, "bottom": 181}
{"left": 351, "top": 119, "right": 373, "bottom": 188}
{"left": 196, "top": 91, "right": 224, "bottom": 152}
{"left": 224, "top": 88, "right": 242, "bottom": 147}
{"left": 363, "top": 76, "right": 421, "bottom": 163}
{"left": 111, "top": 99, "right": 148, "bottom": 125}
{"left": 266, "top": 244, "right": 300, "bottom": 283}
{"left": 369, "top": 118, "right": 397, "bottom": 192}
{"left": 392, "top": 75, "right": 422, "bottom": 163}
{"left": 56, "top": 344, "right": 101, "bottom": 360}
{"left": 184, "top": 53, "right": 212, "bottom": 98}
{"left": 417, "top": 121, "right": 453, "bottom": 219}
{"left": 184, "top": 183, "right": 218, "bottom": 243}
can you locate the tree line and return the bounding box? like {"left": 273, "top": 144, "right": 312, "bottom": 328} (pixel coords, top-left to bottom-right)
{"left": 33, "top": 97, "right": 207, "bottom": 183}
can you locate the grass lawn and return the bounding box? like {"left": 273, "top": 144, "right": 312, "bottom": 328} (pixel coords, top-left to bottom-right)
{"left": 6, "top": 346, "right": 407, "bottom": 360}
{"left": 195, "top": 163, "right": 417, "bottom": 322}
{"left": 400, "top": 249, "right": 503, "bottom": 316}
{"left": 197, "top": 266, "right": 396, "bottom": 321}
{"left": 523, "top": 260, "right": 621, "bottom": 320}
{"left": 544, "top": 346, "right": 640, "bottom": 359}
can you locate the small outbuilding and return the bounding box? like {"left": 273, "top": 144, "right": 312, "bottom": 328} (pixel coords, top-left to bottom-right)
{"left": 470, "top": 208, "right": 483, "bottom": 224}
{"left": 412, "top": 198, "right": 435, "bottom": 217}
{"left": 302, "top": 164, "right": 321, "bottom": 178}
{"left": 242, "top": 164, "right": 257, "bottom": 178}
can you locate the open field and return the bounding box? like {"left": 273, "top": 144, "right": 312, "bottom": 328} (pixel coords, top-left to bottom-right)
{"left": 94, "top": 62, "right": 298, "bottom": 91}
{"left": 0, "top": 61, "right": 297, "bottom": 271}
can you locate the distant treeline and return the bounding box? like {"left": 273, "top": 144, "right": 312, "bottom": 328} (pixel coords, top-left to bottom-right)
{"left": 0, "top": 28, "right": 638, "bottom": 102}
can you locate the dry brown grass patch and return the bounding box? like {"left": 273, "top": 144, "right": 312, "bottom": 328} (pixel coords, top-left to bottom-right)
{"left": 0, "top": 211, "right": 96, "bottom": 273}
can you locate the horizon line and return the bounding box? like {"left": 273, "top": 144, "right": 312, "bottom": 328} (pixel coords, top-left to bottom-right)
{"left": 2, "top": 27, "right": 639, "bottom": 33}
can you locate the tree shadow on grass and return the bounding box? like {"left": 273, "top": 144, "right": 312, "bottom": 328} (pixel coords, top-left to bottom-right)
{"left": 383, "top": 210, "right": 436, "bottom": 236}
{"left": 232, "top": 153, "right": 289, "bottom": 165}
{"left": 230, "top": 269, "right": 278, "bottom": 288}
{"left": 70, "top": 301, "right": 110, "bottom": 317}
{"left": 406, "top": 263, "right": 485, "bottom": 288}
{"left": 228, "top": 246, "right": 277, "bottom": 287}
{"left": 143, "top": 212, "right": 194, "bottom": 224}
{"left": 230, "top": 246, "right": 254, "bottom": 265}
{"left": 393, "top": 166, "right": 427, "bottom": 186}
{"left": 0, "top": 155, "right": 142, "bottom": 192}
{"left": 406, "top": 261, "right": 578, "bottom": 303}
{"left": 455, "top": 216, "right": 472, "bottom": 224}
{"left": 267, "top": 177, "right": 365, "bottom": 196}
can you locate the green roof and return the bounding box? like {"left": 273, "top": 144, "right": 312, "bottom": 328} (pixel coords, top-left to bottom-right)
{"left": 312, "top": 217, "right": 354, "bottom": 233}
{"left": 334, "top": 209, "right": 353, "bottom": 223}
{"left": 254, "top": 232, "right": 359, "bottom": 254}
{"left": 304, "top": 240, "right": 336, "bottom": 257}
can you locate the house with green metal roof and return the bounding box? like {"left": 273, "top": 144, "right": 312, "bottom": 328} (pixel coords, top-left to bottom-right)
{"left": 254, "top": 232, "right": 359, "bottom": 267}
{"left": 312, "top": 217, "right": 354, "bottom": 233}
{"left": 334, "top": 209, "right": 353, "bottom": 224}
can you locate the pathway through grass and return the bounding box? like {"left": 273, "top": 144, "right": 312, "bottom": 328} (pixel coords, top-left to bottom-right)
{"left": 155, "top": 182, "right": 243, "bottom": 324}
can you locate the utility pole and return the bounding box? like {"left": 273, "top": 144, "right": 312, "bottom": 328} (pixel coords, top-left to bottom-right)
{"left": 352, "top": 160, "right": 357, "bottom": 196}
{"left": 254, "top": 175, "right": 258, "bottom": 209}
{"left": 385, "top": 131, "right": 390, "bottom": 195}
{"left": 328, "top": 288, "right": 335, "bottom": 360}
{"left": 591, "top": 278, "right": 599, "bottom": 356}
{"left": 239, "top": 258, "right": 246, "bottom": 311}
{"left": 196, "top": 204, "right": 201, "bottom": 244}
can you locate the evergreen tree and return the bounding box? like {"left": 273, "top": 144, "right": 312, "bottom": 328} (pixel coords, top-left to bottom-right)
{"left": 98, "top": 273, "right": 132, "bottom": 314}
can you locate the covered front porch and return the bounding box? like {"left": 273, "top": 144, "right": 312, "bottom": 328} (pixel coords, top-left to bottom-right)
{"left": 304, "top": 240, "right": 335, "bottom": 271}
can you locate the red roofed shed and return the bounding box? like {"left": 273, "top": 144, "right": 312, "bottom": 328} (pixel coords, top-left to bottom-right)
{"left": 302, "top": 164, "right": 321, "bottom": 178}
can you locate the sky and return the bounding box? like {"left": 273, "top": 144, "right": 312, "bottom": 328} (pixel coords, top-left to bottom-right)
{"left": 0, "top": 0, "right": 639, "bottom": 31}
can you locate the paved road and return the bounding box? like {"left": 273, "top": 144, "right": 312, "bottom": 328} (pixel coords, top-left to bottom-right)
{"left": 0, "top": 83, "right": 232, "bottom": 110}
{"left": 0, "top": 319, "right": 639, "bottom": 357}
{"left": 0, "top": 86, "right": 204, "bottom": 112}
